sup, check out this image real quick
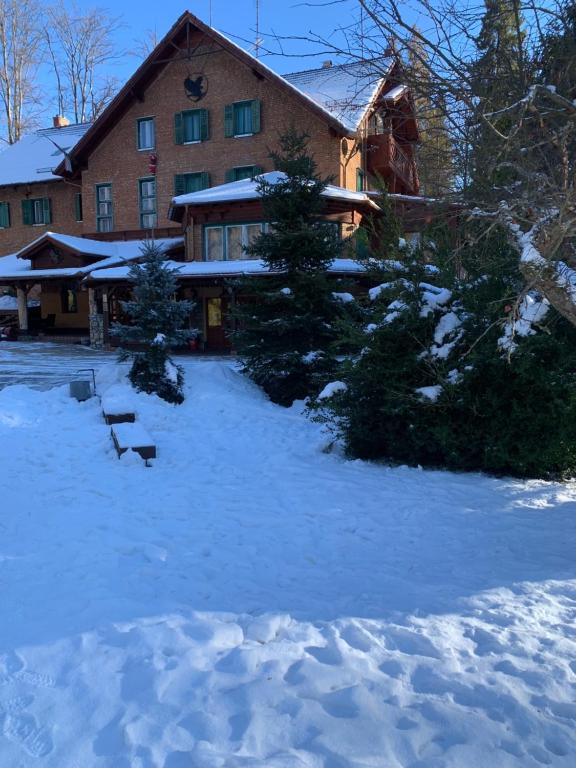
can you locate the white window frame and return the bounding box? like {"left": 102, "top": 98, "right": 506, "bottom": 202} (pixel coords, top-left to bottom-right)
{"left": 204, "top": 222, "right": 266, "bottom": 261}
{"left": 137, "top": 117, "right": 155, "bottom": 151}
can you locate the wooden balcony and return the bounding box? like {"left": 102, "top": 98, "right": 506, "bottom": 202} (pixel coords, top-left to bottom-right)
{"left": 366, "top": 132, "right": 419, "bottom": 194}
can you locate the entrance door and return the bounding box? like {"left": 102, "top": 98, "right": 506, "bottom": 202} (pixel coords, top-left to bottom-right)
{"left": 205, "top": 297, "right": 230, "bottom": 351}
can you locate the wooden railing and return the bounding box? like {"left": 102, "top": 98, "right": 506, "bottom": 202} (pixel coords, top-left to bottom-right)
{"left": 366, "top": 132, "right": 418, "bottom": 192}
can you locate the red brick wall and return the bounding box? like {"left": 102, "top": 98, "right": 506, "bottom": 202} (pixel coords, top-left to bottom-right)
{"left": 0, "top": 180, "right": 82, "bottom": 255}
{"left": 80, "top": 37, "right": 350, "bottom": 235}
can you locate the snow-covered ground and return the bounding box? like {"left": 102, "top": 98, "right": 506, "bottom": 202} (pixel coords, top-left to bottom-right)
{"left": 0, "top": 352, "right": 575, "bottom": 767}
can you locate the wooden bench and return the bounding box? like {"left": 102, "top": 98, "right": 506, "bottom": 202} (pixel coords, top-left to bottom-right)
{"left": 111, "top": 423, "right": 156, "bottom": 461}
{"left": 102, "top": 393, "right": 136, "bottom": 425}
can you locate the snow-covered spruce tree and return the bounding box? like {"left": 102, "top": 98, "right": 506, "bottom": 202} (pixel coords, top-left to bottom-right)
{"left": 113, "top": 242, "right": 194, "bottom": 404}
{"left": 231, "top": 128, "right": 349, "bottom": 407}
{"left": 316, "top": 220, "right": 576, "bottom": 479}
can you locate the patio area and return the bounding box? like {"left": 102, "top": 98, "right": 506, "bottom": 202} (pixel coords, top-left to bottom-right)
{"left": 0, "top": 341, "right": 234, "bottom": 390}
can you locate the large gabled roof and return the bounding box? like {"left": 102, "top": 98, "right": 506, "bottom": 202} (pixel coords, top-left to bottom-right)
{"left": 56, "top": 11, "right": 398, "bottom": 177}
{"left": 0, "top": 123, "right": 91, "bottom": 186}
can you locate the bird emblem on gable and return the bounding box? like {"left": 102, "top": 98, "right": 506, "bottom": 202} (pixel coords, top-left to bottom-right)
{"left": 184, "top": 75, "right": 208, "bottom": 102}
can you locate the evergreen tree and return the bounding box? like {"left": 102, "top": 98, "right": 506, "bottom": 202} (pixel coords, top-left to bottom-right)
{"left": 316, "top": 216, "right": 576, "bottom": 480}
{"left": 231, "top": 128, "right": 348, "bottom": 407}
{"left": 468, "top": 0, "right": 529, "bottom": 194}
{"left": 408, "top": 31, "right": 454, "bottom": 197}
{"left": 539, "top": 0, "right": 576, "bottom": 99}
{"left": 113, "top": 242, "right": 194, "bottom": 404}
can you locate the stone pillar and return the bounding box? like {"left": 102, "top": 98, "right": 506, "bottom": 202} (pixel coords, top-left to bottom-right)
{"left": 16, "top": 287, "right": 28, "bottom": 331}
{"left": 88, "top": 287, "right": 104, "bottom": 349}
{"left": 102, "top": 287, "right": 110, "bottom": 347}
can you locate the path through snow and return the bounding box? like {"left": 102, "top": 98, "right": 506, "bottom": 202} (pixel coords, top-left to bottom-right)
{"left": 0, "top": 360, "right": 575, "bottom": 766}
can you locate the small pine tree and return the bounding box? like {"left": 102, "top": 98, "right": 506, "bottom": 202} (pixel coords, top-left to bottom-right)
{"left": 231, "top": 128, "right": 349, "bottom": 407}
{"left": 113, "top": 242, "right": 194, "bottom": 404}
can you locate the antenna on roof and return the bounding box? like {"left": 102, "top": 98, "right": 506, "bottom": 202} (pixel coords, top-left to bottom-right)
{"left": 255, "top": 0, "right": 262, "bottom": 58}
{"left": 360, "top": 0, "right": 365, "bottom": 60}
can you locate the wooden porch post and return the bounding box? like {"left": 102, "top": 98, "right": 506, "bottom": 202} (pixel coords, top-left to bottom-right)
{"left": 16, "top": 286, "right": 28, "bottom": 331}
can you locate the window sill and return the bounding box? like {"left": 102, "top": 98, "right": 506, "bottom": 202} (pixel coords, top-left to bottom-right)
{"left": 233, "top": 133, "right": 254, "bottom": 139}
{"left": 183, "top": 140, "right": 202, "bottom": 145}
{"left": 138, "top": 147, "right": 155, "bottom": 152}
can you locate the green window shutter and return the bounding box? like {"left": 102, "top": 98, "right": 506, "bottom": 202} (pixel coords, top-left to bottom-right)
{"left": 200, "top": 109, "right": 209, "bottom": 141}
{"left": 251, "top": 99, "right": 261, "bottom": 134}
{"left": 252, "top": 165, "right": 263, "bottom": 177}
{"left": 0, "top": 202, "right": 10, "bottom": 228}
{"left": 74, "top": 193, "right": 83, "bottom": 221}
{"left": 21, "top": 199, "right": 33, "bottom": 225}
{"left": 174, "top": 174, "right": 187, "bottom": 196}
{"left": 200, "top": 172, "right": 210, "bottom": 190}
{"left": 43, "top": 198, "right": 52, "bottom": 225}
{"left": 224, "top": 104, "right": 234, "bottom": 138}
{"left": 174, "top": 112, "right": 184, "bottom": 145}
{"left": 225, "top": 169, "right": 235, "bottom": 183}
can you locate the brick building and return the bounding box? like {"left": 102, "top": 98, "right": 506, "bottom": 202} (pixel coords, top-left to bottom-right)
{"left": 0, "top": 10, "right": 422, "bottom": 349}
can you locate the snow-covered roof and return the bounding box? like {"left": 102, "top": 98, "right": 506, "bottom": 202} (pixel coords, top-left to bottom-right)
{"left": 14, "top": 231, "right": 184, "bottom": 261}
{"left": 0, "top": 123, "right": 92, "bottom": 186}
{"left": 173, "top": 171, "right": 381, "bottom": 209}
{"left": 89, "top": 257, "right": 366, "bottom": 282}
{"left": 283, "top": 59, "right": 394, "bottom": 132}
{"left": 0, "top": 235, "right": 184, "bottom": 280}
{"left": 381, "top": 84, "right": 409, "bottom": 102}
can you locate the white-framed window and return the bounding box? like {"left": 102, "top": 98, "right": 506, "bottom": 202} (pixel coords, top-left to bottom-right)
{"left": 205, "top": 223, "right": 265, "bottom": 261}
{"left": 22, "top": 197, "right": 51, "bottom": 226}
{"left": 137, "top": 117, "right": 155, "bottom": 150}
{"left": 96, "top": 184, "right": 113, "bottom": 232}
{"left": 139, "top": 177, "right": 157, "bottom": 229}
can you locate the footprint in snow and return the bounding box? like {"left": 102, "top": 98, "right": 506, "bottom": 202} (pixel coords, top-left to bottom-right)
{"left": 14, "top": 671, "right": 56, "bottom": 689}
{"left": 319, "top": 686, "right": 360, "bottom": 719}
{"left": 3, "top": 713, "right": 53, "bottom": 758}
{"left": 0, "top": 695, "right": 34, "bottom": 716}
{"left": 339, "top": 624, "right": 374, "bottom": 653}
{"left": 305, "top": 645, "right": 343, "bottom": 666}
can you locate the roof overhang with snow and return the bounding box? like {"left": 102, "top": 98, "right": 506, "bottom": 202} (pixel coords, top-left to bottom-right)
{"left": 169, "top": 172, "right": 381, "bottom": 222}
{"left": 0, "top": 123, "right": 92, "bottom": 187}
{"left": 0, "top": 234, "right": 184, "bottom": 282}
{"left": 87, "top": 258, "right": 366, "bottom": 284}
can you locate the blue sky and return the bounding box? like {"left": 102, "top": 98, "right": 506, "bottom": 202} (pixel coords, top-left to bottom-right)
{"left": 111, "top": 0, "right": 360, "bottom": 80}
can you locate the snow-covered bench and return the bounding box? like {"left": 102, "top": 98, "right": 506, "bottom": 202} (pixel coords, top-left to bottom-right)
{"left": 111, "top": 423, "right": 156, "bottom": 461}
{"left": 102, "top": 392, "right": 136, "bottom": 425}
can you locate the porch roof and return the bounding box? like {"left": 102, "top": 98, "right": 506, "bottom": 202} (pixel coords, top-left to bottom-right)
{"left": 87, "top": 257, "right": 366, "bottom": 283}
{"left": 0, "top": 234, "right": 184, "bottom": 282}
{"left": 171, "top": 172, "right": 381, "bottom": 211}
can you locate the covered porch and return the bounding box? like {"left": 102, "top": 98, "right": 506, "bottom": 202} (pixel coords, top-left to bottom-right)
{"left": 0, "top": 232, "right": 184, "bottom": 346}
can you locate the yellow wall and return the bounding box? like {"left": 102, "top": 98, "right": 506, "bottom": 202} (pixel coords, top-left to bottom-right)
{"left": 40, "top": 286, "right": 90, "bottom": 328}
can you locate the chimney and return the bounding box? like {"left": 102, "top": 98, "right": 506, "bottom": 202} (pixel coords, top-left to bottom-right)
{"left": 53, "top": 115, "right": 70, "bottom": 128}
{"left": 322, "top": 60, "right": 333, "bottom": 68}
